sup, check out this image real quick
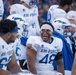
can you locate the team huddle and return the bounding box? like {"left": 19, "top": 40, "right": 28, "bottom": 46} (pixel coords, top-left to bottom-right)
{"left": 0, "top": 0, "right": 76, "bottom": 75}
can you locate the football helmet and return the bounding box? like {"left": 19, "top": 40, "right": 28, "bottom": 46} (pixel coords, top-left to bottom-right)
{"left": 7, "top": 14, "right": 27, "bottom": 36}
{"left": 52, "top": 17, "right": 72, "bottom": 37}
{"left": 20, "top": 0, "right": 37, "bottom": 6}
{"left": 67, "top": 10, "right": 76, "bottom": 21}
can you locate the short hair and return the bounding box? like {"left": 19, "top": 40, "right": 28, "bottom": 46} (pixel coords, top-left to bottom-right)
{"left": 40, "top": 22, "right": 54, "bottom": 31}
{"left": 0, "top": 19, "right": 17, "bottom": 33}
{"left": 59, "top": 0, "right": 73, "bottom": 7}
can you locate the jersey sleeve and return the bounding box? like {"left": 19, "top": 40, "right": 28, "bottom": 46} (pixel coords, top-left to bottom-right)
{"left": 26, "top": 36, "right": 39, "bottom": 52}
{"left": 10, "top": 4, "right": 19, "bottom": 14}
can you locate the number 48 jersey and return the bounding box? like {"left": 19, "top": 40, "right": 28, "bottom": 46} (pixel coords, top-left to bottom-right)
{"left": 26, "top": 36, "right": 63, "bottom": 73}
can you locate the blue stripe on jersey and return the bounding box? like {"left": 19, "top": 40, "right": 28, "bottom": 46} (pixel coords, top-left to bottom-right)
{"left": 0, "top": 64, "right": 6, "bottom": 68}
{"left": 0, "top": 15, "right": 2, "bottom": 17}
{"left": 0, "top": 64, "right": 3, "bottom": 68}
{"left": 20, "top": 37, "right": 28, "bottom": 46}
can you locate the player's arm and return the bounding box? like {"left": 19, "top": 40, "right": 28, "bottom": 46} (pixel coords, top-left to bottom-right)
{"left": 72, "top": 52, "right": 76, "bottom": 75}
{"left": 55, "top": 52, "right": 64, "bottom": 75}
{"left": 35, "top": 17, "right": 40, "bottom": 35}
{"left": 26, "top": 44, "right": 37, "bottom": 74}
{"left": 0, "top": 69, "right": 10, "bottom": 75}
{"left": 7, "top": 52, "right": 21, "bottom": 74}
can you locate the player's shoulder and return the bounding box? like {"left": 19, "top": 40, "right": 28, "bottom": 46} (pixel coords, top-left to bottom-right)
{"left": 53, "top": 8, "right": 66, "bottom": 18}
{"left": 27, "top": 36, "right": 41, "bottom": 45}
{"left": 28, "top": 36, "right": 40, "bottom": 40}
{"left": 11, "top": 3, "right": 21, "bottom": 6}
{"left": 52, "top": 36, "right": 63, "bottom": 43}
{"left": 0, "top": 37, "right": 5, "bottom": 44}
{"left": 0, "top": 37, "right": 7, "bottom": 48}
{"left": 53, "top": 8, "right": 66, "bottom": 14}
{"left": 49, "top": 5, "right": 58, "bottom": 11}
{"left": 11, "top": 4, "right": 23, "bottom": 8}
{"left": 28, "top": 36, "right": 41, "bottom": 43}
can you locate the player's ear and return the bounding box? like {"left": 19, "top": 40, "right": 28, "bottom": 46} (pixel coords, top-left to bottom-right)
{"left": 6, "top": 32, "right": 11, "bottom": 39}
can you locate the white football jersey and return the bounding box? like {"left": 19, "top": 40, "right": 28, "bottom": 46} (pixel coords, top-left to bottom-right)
{"left": 0, "top": 37, "right": 15, "bottom": 70}
{"left": 10, "top": 4, "right": 40, "bottom": 36}
{"left": 47, "top": 5, "right": 58, "bottom": 23}
{"left": 26, "top": 36, "right": 63, "bottom": 73}
{"left": 10, "top": 4, "right": 40, "bottom": 60}
{"left": 0, "top": 0, "right": 4, "bottom": 20}
{"left": 48, "top": 7, "right": 67, "bottom": 23}
{"left": 53, "top": 8, "right": 67, "bottom": 23}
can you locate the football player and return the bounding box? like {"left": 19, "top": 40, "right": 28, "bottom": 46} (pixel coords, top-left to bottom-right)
{"left": 26, "top": 22, "right": 64, "bottom": 75}
{"left": 0, "top": 19, "right": 21, "bottom": 75}
{"left": 52, "top": 17, "right": 75, "bottom": 75}
{"left": 47, "top": 0, "right": 73, "bottom": 23}
{"left": 10, "top": 0, "right": 40, "bottom": 70}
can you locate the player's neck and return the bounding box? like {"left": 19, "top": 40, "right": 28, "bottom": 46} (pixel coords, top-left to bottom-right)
{"left": 22, "top": 3, "right": 31, "bottom": 9}
{"left": 0, "top": 35, "right": 8, "bottom": 44}
{"left": 58, "top": 6, "right": 66, "bottom": 11}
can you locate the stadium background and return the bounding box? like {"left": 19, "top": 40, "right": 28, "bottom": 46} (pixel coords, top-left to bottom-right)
{"left": 3, "top": 0, "right": 76, "bottom": 24}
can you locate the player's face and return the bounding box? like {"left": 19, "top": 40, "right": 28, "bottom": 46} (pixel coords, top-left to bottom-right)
{"left": 8, "top": 32, "right": 18, "bottom": 44}
{"left": 40, "top": 29, "right": 53, "bottom": 43}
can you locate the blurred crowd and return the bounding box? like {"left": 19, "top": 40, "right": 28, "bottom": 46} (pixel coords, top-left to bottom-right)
{"left": 3, "top": 0, "right": 60, "bottom": 23}
{"left": 3, "top": 0, "right": 76, "bottom": 24}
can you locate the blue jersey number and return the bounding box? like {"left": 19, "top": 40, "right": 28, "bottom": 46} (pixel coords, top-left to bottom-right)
{"left": 0, "top": 56, "right": 12, "bottom": 68}
{"left": 39, "top": 54, "right": 55, "bottom": 64}
{"left": 47, "top": 12, "right": 51, "bottom": 22}
{"left": 16, "top": 47, "right": 21, "bottom": 57}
